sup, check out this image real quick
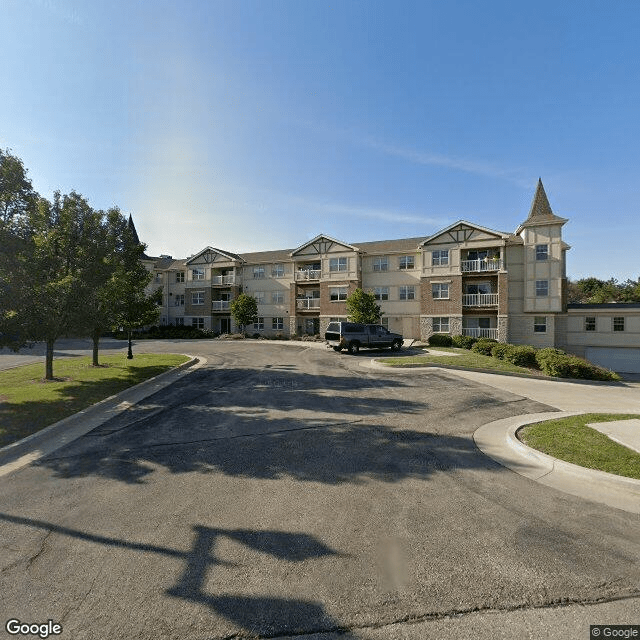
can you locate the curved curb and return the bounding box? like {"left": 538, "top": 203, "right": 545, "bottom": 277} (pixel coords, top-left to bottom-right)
{"left": 474, "top": 413, "right": 640, "bottom": 515}
{"left": 0, "top": 355, "right": 206, "bottom": 478}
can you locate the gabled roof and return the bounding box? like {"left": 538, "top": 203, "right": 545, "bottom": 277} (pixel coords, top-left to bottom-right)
{"left": 290, "top": 234, "right": 359, "bottom": 257}
{"left": 185, "top": 246, "right": 244, "bottom": 265}
{"left": 353, "top": 236, "right": 426, "bottom": 254}
{"left": 517, "top": 179, "right": 568, "bottom": 232}
{"left": 420, "top": 220, "right": 510, "bottom": 246}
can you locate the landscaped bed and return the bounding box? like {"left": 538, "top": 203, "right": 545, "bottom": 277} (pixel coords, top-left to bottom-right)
{"left": 0, "top": 353, "right": 191, "bottom": 448}
{"left": 518, "top": 414, "right": 640, "bottom": 480}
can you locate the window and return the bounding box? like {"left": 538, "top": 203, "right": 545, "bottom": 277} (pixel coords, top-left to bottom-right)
{"left": 432, "top": 250, "right": 449, "bottom": 266}
{"left": 373, "top": 257, "right": 388, "bottom": 272}
{"left": 330, "top": 287, "right": 348, "bottom": 301}
{"left": 254, "top": 291, "right": 265, "bottom": 305}
{"left": 535, "top": 280, "right": 549, "bottom": 297}
{"left": 174, "top": 294, "right": 185, "bottom": 306}
{"left": 585, "top": 317, "right": 596, "bottom": 331}
{"left": 254, "top": 317, "right": 264, "bottom": 330}
{"left": 329, "top": 257, "right": 347, "bottom": 272}
{"left": 399, "top": 285, "right": 415, "bottom": 300}
{"left": 192, "top": 292, "right": 204, "bottom": 305}
{"left": 253, "top": 266, "right": 265, "bottom": 279}
{"left": 272, "top": 263, "right": 285, "bottom": 277}
{"left": 613, "top": 317, "right": 625, "bottom": 331}
{"left": 191, "top": 317, "right": 205, "bottom": 329}
{"left": 176, "top": 317, "right": 184, "bottom": 326}
{"left": 272, "top": 291, "right": 284, "bottom": 304}
{"left": 373, "top": 287, "right": 389, "bottom": 301}
{"left": 380, "top": 317, "right": 389, "bottom": 330}
{"left": 272, "top": 317, "right": 284, "bottom": 330}
{"left": 191, "top": 268, "right": 205, "bottom": 280}
{"left": 534, "top": 316, "right": 547, "bottom": 332}
{"left": 432, "top": 283, "right": 449, "bottom": 299}
{"left": 176, "top": 271, "right": 185, "bottom": 283}
{"left": 433, "top": 317, "right": 450, "bottom": 332}
{"left": 399, "top": 255, "right": 415, "bottom": 270}
{"left": 536, "top": 244, "right": 549, "bottom": 261}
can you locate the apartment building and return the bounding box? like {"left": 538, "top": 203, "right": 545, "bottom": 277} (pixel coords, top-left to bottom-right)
{"left": 142, "top": 180, "right": 640, "bottom": 372}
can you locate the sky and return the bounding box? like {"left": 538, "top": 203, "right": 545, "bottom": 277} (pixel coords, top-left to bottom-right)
{"left": 2, "top": 0, "right": 639, "bottom": 280}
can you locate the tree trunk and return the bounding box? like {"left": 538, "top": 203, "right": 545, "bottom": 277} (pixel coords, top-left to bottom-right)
{"left": 127, "top": 330, "right": 133, "bottom": 359}
{"left": 45, "top": 338, "right": 55, "bottom": 380}
{"left": 92, "top": 328, "right": 101, "bottom": 366}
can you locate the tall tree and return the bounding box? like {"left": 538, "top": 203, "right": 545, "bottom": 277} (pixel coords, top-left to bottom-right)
{"left": 345, "top": 288, "right": 381, "bottom": 324}
{"left": 0, "top": 149, "right": 37, "bottom": 226}
{"left": 230, "top": 293, "right": 258, "bottom": 335}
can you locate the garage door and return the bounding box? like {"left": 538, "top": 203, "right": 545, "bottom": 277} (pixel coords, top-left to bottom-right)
{"left": 585, "top": 347, "right": 640, "bottom": 374}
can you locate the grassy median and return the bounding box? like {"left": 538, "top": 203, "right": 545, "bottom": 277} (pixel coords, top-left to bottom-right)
{"left": 519, "top": 414, "right": 640, "bottom": 480}
{"left": 0, "top": 353, "right": 191, "bottom": 448}
{"left": 379, "top": 347, "right": 542, "bottom": 375}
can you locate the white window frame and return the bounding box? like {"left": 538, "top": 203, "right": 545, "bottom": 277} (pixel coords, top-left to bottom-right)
{"left": 253, "top": 266, "right": 265, "bottom": 279}
{"left": 432, "top": 283, "right": 449, "bottom": 299}
{"left": 433, "top": 317, "right": 450, "bottom": 332}
{"left": 585, "top": 316, "right": 596, "bottom": 331}
{"left": 535, "top": 244, "right": 549, "bottom": 261}
{"left": 329, "top": 257, "right": 347, "bottom": 272}
{"left": 191, "top": 317, "right": 205, "bottom": 329}
{"left": 272, "top": 263, "right": 285, "bottom": 278}
{"left": 272, "top": 317, "right": 284, "bottom": 330}
{"left": 432, "top": 250, "right": 449, "bottom": 266}
{"left": 176, "top": 271, "right": 185, "bottom": 283}
{"left": 373, "top": 257, "right": 388, "bottom": 272}
{"left": 399, "top": 285, "right": 415, "bottom": 301}
{"left": 380, "top": 317, "right": 389, "bottom": 330}
{"left": 254, "top": 317, "right": 264, "bottom": 330}
{"left": 254, "top": 291, "right": 265, "bottom": 305}
{"left": 373, "top": 287, "right": 389, "bottom": 301}
{"left": 174, "top": 294, "right": 185, "bottom": 307}
{"left": 192, "top": 291, "right": 204, "bottom": 305}
{"left": 535, "top": 280, "right": 549, "bottom": 297}
{"left": 330, "top": 287, "right": 348, "bottom": 301}
{"left": 534, "top": 316, "right": 547, "bottom": 333}
{"left": 272, "top": 291, "right": 285, "bottom": 304}
{"left": 613, "top": 317, "right": 625, "bottom": 332}
{"left": 399, "top": 255, "right": 415, "bottom": 270}
{"left": 191, "top": 268, "right": 205, "bottom": 280}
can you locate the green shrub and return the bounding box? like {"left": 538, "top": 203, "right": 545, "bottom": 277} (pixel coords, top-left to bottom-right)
{"left": 535, "top": 350, "right": 620, "bottom": 381}
{"left": 451, "top": 334, "right": 477, "bottom": 349}
{"left": 503, "top": 345, "right": 538, "bottom": 368}
{"left": 472, "top": 339, "right": 498, "bottom": 356}
{"left": 428, "top": 333, "right": 453, "bottom": 347}
{"left": 490, "top": 343, "right": 511, "bottom": 360}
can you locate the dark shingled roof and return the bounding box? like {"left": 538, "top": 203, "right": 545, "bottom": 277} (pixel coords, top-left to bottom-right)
{"left": 522, "top": 179, "right": 567, "bottom": 225}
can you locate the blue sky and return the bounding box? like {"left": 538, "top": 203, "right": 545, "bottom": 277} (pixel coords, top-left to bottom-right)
{"left": 2, "top": 0, "right": 639, "bottom": 279}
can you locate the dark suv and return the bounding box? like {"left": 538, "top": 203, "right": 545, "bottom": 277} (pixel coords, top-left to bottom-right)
{"left": 325, "top": 322, "right": 404, "bottom": 354}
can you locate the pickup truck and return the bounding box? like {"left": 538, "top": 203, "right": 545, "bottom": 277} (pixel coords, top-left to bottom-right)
{"left": 324, "top": 322, "right": 404, "bottom": 354}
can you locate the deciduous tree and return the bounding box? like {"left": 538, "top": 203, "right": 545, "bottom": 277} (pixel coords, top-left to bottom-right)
{"left": 230, "top": 293, "right": 258, "bottom": 335}
{"left": 345, "top": 288, "right": 381, "bottom": 324}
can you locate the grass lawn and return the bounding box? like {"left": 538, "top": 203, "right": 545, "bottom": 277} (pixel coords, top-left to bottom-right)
{"left": 519, "top": 414, "right": 640, "bottom": 480}
{"left": 379, "top": 347, "right": 541, "bottom": 376}
{"left": 0, "top": 353, "right": 191, "bottom": 448}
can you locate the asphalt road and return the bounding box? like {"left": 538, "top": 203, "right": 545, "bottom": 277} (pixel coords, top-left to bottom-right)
{"left": 1, "top": 340, "right": 639, "bottom": 639}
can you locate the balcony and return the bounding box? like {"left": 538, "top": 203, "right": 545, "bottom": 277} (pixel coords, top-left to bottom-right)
{"left": 295, "top": 269, "right": 321, "bottom": 281}
{"left": 461, "top": 259, "right": 503, "bottom": 273}
{"left": 296, "top": 298, "right": 320, "bottom": 311}
{"left": 462, "top": 293, "right": 498, "bottom": 307}
{"left": 212, "top": 300, "right": 230, "bottom": 311}
{"left": 212, "top": 274, "right": 235, "bottom": 285}
{"left": 462, "top": 328, "right": 498, "bottom": 339}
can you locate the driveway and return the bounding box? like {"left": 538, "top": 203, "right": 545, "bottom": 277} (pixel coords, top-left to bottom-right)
{"left": 0, "top": 340, "right": 638, "bottom": 639}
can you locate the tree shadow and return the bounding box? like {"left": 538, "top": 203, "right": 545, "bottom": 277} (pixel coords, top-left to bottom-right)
{"left": 0, "top": 513, "right": 358, "bottom": 638}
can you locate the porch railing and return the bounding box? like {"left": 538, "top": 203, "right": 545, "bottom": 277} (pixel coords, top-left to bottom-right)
{"left": 462, "top": 293, "right": 499, "bottom": 306}
{"left": 295, "top": 269, "right": 321, "bottom": 281}
{"left": 212, "top": 274, "right": 235, "bottom": 285}
{"left": 461, "top": 259, "right": 503, "bottom": 272}
{"left": 296, "top": 298, "right": 321, "bottom": 310}
{"left": 212, "top": 301, "right": 230, "bottom": 311}
{"left": 462, "top": 327, "right": 499, "bottom": 339}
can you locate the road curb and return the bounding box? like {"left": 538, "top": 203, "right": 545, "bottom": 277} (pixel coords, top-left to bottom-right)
{"left": 0, "top": 355, "right": 206, "bottom": 478}
{"left": 474, "top": 413, "right": 640, "bottom": 515}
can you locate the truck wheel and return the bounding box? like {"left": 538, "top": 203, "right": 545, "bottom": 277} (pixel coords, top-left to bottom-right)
{"left": 333, "top": 346, "right": 342, "bottom": 352}
{"left": 391, "top": 340, "right": 402, "bottom": 351}
{"left": 348, "top": 341, "right": 360, "bottom": 355}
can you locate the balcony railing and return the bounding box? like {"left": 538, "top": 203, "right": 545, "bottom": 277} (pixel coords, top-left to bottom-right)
{"left": 295, "top": 269, "right": 321, "bottom": 281}
{"left": 461, "top": 259, "right": 503, "bottom": 273}
{"left": 462, "top": 328, "right": 499, "bottom": 339}
{"left": 212, "top": 274, "right": 235, "bottom": 285}
{"left": 212, "top": 300, "right": 230, "bottom": 311}
{"left": 462, "top": 293, "right": 499, "bottom": 306}
{"left": 296, "top": 298, "right": 321, "bottom": 310}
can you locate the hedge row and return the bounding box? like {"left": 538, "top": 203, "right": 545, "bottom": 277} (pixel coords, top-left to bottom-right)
{"left": 427, "top": 334, "right": 620, "bottom": 381}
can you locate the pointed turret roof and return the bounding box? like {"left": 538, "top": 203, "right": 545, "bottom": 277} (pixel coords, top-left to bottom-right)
{"left": 517, "top": 179, "right": 567, "bottom": 232}
{"left": 127, "top": 214, "right": 141, "bottom": 246}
